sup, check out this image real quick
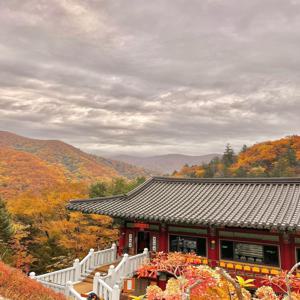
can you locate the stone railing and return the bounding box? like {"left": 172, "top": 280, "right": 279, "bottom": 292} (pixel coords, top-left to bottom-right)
{"left": 91, "top": 279, "right": 121, "bottom": 300}
{"left": 30, "top": 244, "right": 117, "bottom": 293}
{"left": 93, "top": 248, "right": 149, "bottom": 299}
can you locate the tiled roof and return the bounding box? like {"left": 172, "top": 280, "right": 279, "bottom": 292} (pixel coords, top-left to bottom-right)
{"left": 67, "top": 177, "right": 300, "bottom": 230}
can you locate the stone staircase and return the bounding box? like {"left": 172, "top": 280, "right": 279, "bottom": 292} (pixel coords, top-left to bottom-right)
{"left": 74, "top": 260, "right": 121, "bottom": 296}
{"left": 32, "top": 245, "right": 149, "bottom": 300}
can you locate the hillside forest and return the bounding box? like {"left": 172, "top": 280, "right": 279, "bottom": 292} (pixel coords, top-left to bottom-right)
{"left": 0, "top": 131, "right": 147, "bottom": 274}
{"left": 0, "top": 177, "right": 145, "bottom": 275}
{"left": 174, "top": 136, "right": 300, "bottom": 178}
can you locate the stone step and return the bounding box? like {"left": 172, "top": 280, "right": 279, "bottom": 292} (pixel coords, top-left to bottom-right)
{"left": 74, "top": 259, "right": 122, "bottom": 295}
{"left": 83, "top": 278, "right": 93, "bottom": 284}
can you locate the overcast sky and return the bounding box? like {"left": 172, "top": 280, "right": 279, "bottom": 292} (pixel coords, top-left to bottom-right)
{"left": 0, "top": 0, "right": 299, "bottom": 156}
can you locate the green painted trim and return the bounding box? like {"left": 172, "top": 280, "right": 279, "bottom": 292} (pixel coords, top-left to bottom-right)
{"left": 168, "top": 226, "right": 207, "bottom": 235}
{"left": 219, "top": 231, "right": 279, "bottom": 242}
{"left": 150, "top": 224, "right": 159, "bottom": 231}
{"left": 295, "top": 238, "right": 300, "bottom": 244}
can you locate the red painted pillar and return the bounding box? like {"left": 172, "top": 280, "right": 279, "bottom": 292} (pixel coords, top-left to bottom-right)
{"left": 159, "top": 223, "right": 168, "bottom": 252}
{"left": 290, "top": 235, "right": 296, "bottom": 267}
{"left": 280, "top": 233, "right": 293, "bottom": 271}
{"left": 208, "top": 227, "right": 218, "bottom": 267}
{"left": 118, "top": 225, "right": 126, "bottom": 256}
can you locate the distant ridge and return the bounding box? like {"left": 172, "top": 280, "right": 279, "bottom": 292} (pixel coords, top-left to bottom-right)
{"left": 111, "top": 153, "right": 220, "bottom": 174}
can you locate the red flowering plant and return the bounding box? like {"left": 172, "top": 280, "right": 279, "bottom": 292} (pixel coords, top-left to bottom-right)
{"left": 183, "top": 265, "right": 219, "bottom": 294}
{"left": 261, "top": 271, "right": 300, "bottom": 296}
{"left": 137, "top": 252, "right": 205, "bottom": 279}
{"left": 137, "top": 252, "right": 221, "bottom": 299}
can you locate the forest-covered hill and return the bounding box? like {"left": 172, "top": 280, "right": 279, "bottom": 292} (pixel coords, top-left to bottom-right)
{"left": 0, "top": 131, "right": 149, "bottom": 199}
{"left": 0, "top": 131, "right": 148, "bottom": 274}
{"left": 173, "top": 136, "right": 300, "bottom": 178}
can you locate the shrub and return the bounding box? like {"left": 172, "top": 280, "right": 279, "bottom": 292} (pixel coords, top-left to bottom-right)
{"left": 0, "top": 261, "right": 65, "bottom": 300}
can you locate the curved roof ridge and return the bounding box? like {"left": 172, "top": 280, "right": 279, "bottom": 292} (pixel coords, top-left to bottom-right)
{"left": 69, "top": 194, "right": 125, "bottom": 203}
{"left": 152, "top": 176, "right": 300, "bottom": 184}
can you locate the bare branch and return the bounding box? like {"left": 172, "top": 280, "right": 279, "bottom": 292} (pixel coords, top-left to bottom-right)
{"left": 216, "top": 267, "right": 243, "bottom": 300}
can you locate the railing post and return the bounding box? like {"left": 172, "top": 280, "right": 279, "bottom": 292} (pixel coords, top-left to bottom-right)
{"left": 93, "top": 272, "right": 100, "bottom": 294}
{"left": 65, "top": 281, "right": 73, "bottom": 296}
{"left": 89, "top": 248, "right": 95, "bottom": 269}
{"left": 111, "top": 243, "right": 117, "bottom": 261}
{"left": 108, "top": 265, "right": 116, "bottom": 286}
{"left": 143, "top": 248, "right": 149, "bottom": 258}
{"left": 29, "top": 272, "right": 36, "bottom": 280}
{"left": 123, "top": 253, "right": 129, "bottom": 277}
{"left": 112, "top": 284, "right": 120, "bottom": 300}
{"left": 73, "top": 258, "right": 81, "bottom": 281}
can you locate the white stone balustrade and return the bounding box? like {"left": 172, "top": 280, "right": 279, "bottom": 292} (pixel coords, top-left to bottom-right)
{"left": 30, "top": 243, "right": 117, "bottom": 296}
{"left": 93, "top": 248, "right": 149, "bottom": 299}
{"left": 30, "top": 244, "right": 146, "bottom": 300}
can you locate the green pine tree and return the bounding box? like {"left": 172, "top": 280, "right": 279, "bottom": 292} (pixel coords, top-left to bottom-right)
{"left": 285, "top": 145, "right": 297, "bottom": 167}
{"left": 240, "top": 144, "right": 248, "bottom": 154}
{"left": 0, "top": 197, "right": 14, "bottom": 243}
{"left": 222, "top": 144, "right": 236, "bottom": 167}
{"left": 0, "top": 197, "right": 14, "bottom": 262}
{"left": 222, "top": 144, "right": 236, "bottom": 177}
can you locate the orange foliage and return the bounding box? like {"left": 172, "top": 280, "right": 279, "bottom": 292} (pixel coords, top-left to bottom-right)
{"left": 0, "top": 147, "right": 69, "bottom": 199}
{"left": 233, "top": 136, "right": 300, "bottom": 172}
{"left": 43, "top": 212, "right": 118, "bottom": 256}
{"left": 173, "top": 165, "right": 205, "bottom": 178}
{"left": 0, "top": 260, "right": 66, "bottom": 300}
{"left": 0, "top": 131, "right": 149, "bottom": 200}
{"left": 174, "top": 136, "right": 300, "bottom": 178}
{"left": 7, "top": 184, "right": 118, "bottom": 262}
{"left": 0, "top": 131, "right": 141, "bottom": 271}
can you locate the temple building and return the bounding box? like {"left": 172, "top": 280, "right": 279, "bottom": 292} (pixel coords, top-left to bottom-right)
{"left": 67, "top": 177, "right": 300, "bottom": 279}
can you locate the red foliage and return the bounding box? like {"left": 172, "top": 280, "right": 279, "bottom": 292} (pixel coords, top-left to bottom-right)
{"left": 137, "top": 252, "right": 218, "bottom": 294}
{"left": 0, "top": 261, "right": 66, "bottom": 300}
{"left": 138, "top": 252, "right": 202, "bottom": 279}
{"left": 261, "top": 271, "right": 300, "bottom": 294}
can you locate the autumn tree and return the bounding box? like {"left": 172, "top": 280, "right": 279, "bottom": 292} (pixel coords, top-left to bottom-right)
{"left": 7, "top": 183, "right": 117, "bottom": 273}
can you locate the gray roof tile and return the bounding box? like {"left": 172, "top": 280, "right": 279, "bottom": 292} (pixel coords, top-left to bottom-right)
{"left": 67, "top": 177, "right": 300, "bottom": 230}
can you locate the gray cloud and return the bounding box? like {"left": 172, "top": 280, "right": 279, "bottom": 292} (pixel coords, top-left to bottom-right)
{"left": 0, "top": 0, "right": 299, "bottom": 156}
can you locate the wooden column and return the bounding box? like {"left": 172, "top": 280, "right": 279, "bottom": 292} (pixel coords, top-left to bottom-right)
{"left": 280, "top": 232, "right": 293, "bottom": 270}
{"left": 159, "top": 223, "right": 168, "bottom": 252}
{"left": 208, "top": 227, "right": 218, "bottom": 267}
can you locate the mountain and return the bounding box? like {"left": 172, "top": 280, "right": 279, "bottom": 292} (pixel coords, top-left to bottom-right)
{"left": 174, "top": 135, "right": 300, "bottom": 178}
{"left": 0, "top": 131, "right": 149, "bottom": 199}
{"left": 111, "top": 153, "right": 220, "bottom": 174}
